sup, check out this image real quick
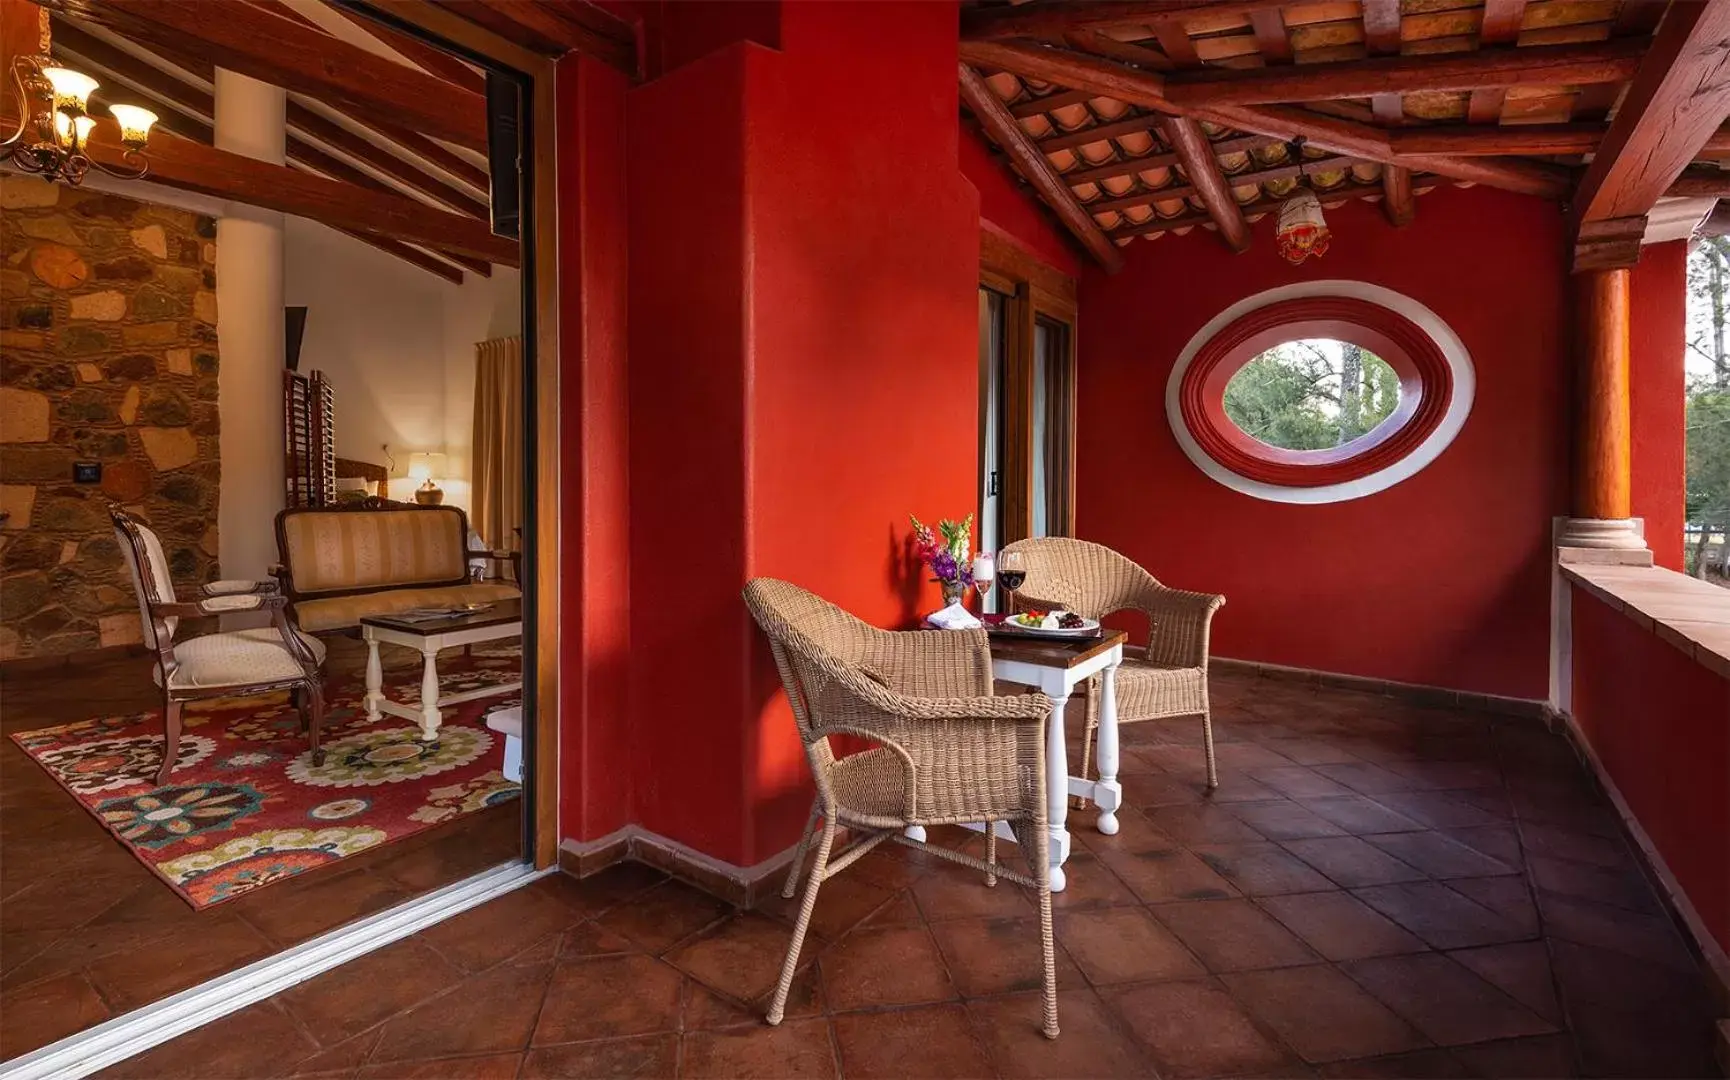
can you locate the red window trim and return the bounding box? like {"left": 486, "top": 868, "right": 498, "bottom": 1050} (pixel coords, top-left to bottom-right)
{"left": 1177, "top": 296, "right": 1455, "bottom": 488}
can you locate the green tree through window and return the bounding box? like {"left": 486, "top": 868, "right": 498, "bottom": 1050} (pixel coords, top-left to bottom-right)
{"left": 1222, "top": 339, "right": 1401, "bottom": 451}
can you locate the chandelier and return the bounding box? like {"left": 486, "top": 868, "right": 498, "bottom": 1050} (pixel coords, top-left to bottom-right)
{"left": 2, "top": 51, "right": 157, "bottom": 186}
{"left": 1275, "top": 137, "right": 1331, "bottom": 265}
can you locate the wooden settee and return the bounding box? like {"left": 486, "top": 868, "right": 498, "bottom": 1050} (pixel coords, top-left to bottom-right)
{"left": 272, "top": 500, "right": 518, "bottom": 633}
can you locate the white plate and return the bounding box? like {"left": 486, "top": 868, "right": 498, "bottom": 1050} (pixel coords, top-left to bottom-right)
{"left": 997, "top": 615, "right": 1101, "bottom": 638}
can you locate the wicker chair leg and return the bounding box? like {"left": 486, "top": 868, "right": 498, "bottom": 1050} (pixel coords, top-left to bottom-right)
{"left": 767, "top": 816, "right": 835, "bottom": 1026}
{"left": 984, "top": 821, "right": 997, "bottom": 888}
{"left": 1033, "top": 823, "right": 1059, "bottom": 1039}
{"left": 781, "top": 799, "right": 821, "bottom": 900}
{"left": 1201, "top": 708, "right": 1219, "bottom": 790}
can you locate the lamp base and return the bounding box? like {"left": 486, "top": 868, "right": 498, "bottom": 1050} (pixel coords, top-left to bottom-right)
{"left": 414, "top": 482, "right": 444, "bottom": 506}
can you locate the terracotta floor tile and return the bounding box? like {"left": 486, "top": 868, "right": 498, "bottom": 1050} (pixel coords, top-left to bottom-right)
{"left": 519, "top": 1034, "right": 679, "bottom": 1078}
{"left": 1449, "top": 1033, "right": 1579, "bottom": 1079}
{"left": 233, "top": 869, "right": 411, "bottom": 949}
{"left": 0, "top": 872, "right": 145, "bottom": 935}
{"left": 1104, "top": 976, "right": 1298, "bottom": 1078}
{"left": 1566, "top": 997, "right": 1718, "bottom": 1079}
{"left": 1248, "top": 766, "right": 1359, "bottom": 800}
{"left": 595, "top": 879, "right": 735, "bottom": 954}
{"left": 1258, "top": 891, "right": 1428, "bottom": 962}
{"left": 1227, "top": 799, "right": 1349, "bottom": 840}
{"left": 537, "top": 862, "right": 669, "bottom": 917}
{"left": 1372, "top": 791, "right": 1509, "bottom": 830}
{"left": 1259, "top": 737, "right": 1366, "bottom": 766}
{"left": 819, "top": 923, "right": 957, "bottom": 1010}
{"left": 1282, "top": 836, "right": 1428, "bottom": 888}
{"left": 357, "top": 1052, "right": 525, "bottom": 1078}
{"left": 1362, "top": 831, "right": 1516, "bottom": 880}
{"left": 757, "top": 871, "right": 897, "bottom": 939}
{"left": 1313, "top": 761, "right": 1430, "bottom": 795}
{"left": 1352, "top": 882, "right": 1532, "bottom": 950}
{"left": 855, "top": 890, "right": 923, "bottom": 928}
{"left": 1445, "top": 876, "right": 1540, "bottom": 937}
{"left": 1546, "top": 938, "right": 1713, "bottom": 1021}
{"left": 1536, "top": 892, "right": 1694, "bottom": 970}
{"left": 1144, "top": 803, "right": 1269, "bottom": 845}
{"left": 278, "top": 937, "right": 466, "bottom": 1049}
{"left": 532, "top": 954, "right": 683, "bottom": 1045}
{"left": 679, "top": 1016, "right": 836, "bottom": 1079}
{"left": 966, "top": 988, "right": 1149, "bottom": 1078}
{"left": 285, "top": 1029, "right": 383, "bottom": 1077}
{"left": 832, "top": 1003, "right": 995, "bottom": 1078}
{"left": 1055, "top": 905, "right": 1207, "bottom": 985}
{"left": 558, "top": 919, "right": 642, "bottom": 960}
{"left": 1515, "top": 822, "right": 1632, "bottom": 871}
{"left": 929, "top": 915, "right": 1086, "bottom": 997}
{"left": 1221, "top": 965, "right": 1428, "bottom": 1065}
{"left": 1437, "top": 825, "right": 1524, "bottom": 869}
{"left": 96, "top": 1001, "right": 318, "bottom": 1079}
{"left": 1044, "top": 852, "right": 1138, "bottom": 911}
{"left": 369, "top": 960, "right": 552, "bottom": 1063}
{"left": 908, "top": 859, "right": 1035, "bottom": 923}
{"left": 1527, "top": 854, "right": 1661, "bottom": 915}
{"left": 1319, "top": 1048, "right": 1471, "bottom": 1078}
{"left": 1150, "top": 898, "right": 1319, "bottom": 972}
{"left": 419, "top": 883, "right": 586, "bottom": 973}
{"left": 665, "top": 913, "right": 810, "bottom": 1003}
{"left": 1342, "top": 954, "right": 1554, "bottom": 1047}
{"left": 1446, "top": 942, "right": 1562, "bottom": 1025}
{"left": 0, "top": 971, "right": 108, "bottom": 1059}
{"left": 86, "top": 915, "right": 276, "bottom": 1013}
{"left": 1299, "top": 796, "right": 1427, "bottom": 836}
{"left": 1193, "top": 842, "right": 1336, "bottom": 896}
{"left": 1094, "top": 844, "right": 1240, "bottom": 903}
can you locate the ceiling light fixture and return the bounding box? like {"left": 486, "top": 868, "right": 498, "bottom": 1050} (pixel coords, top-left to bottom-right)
{"left": 1275, "top": 137, "right": 1331, "bottom": 265}
{"left": 2, "top": 50, "right": 157, "bottom": 186}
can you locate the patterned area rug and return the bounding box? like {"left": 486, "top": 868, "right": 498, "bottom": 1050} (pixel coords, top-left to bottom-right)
{"left": 9, "top": 649, "right": 523, "bottom": 909}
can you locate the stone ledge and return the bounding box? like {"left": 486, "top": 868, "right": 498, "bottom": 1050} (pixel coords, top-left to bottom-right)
{"left": 1561, "top": 562, "right": 1730, "bottom": 682}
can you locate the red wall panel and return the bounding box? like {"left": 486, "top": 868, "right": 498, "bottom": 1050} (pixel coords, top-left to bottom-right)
{"left": 1076, "top": 186, "right": 1568, "bottom": 698}
{"left": 1630, "top": 240, "right": 1688, "bottom": 571}
{"left": 1570, "top": 590, "right": 1730, "bottom": 957}
{"left": 957, "top": 133, "right": 1083, "bottom": 279}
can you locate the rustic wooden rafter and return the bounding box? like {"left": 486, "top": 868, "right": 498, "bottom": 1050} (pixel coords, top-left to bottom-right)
{"left": 424, "top": 0, "right": 635, "bottom": 74}
{"left": 1381, "top": 166, "right": 1415, "bottom": 227}
{"left": 963, "top": 0, "right": 1292, "bottom": 42}
{"left": 1109, "top": 177, "right": 1438, "bottom": 239}
{"left": 36, "top": 0, "right": 488, "bottom": 150}
{"left": 1061, "top": 133, "right": 1276, "bottom": 185}
{"left": 1158, "top": 115, "right": 1250, "bottom": 252}
{"left": 1467, "top": 0, "right": 1528, "bottom": 123}
{"left": 1247, "top": 8, "right": 1291, "bottom": 66}
{"left": 1085, "top": 153, "right": 1364, "bottom": 216}
{"left": 961, "top": 62, "right": 1124, "bottom": 272}
{"left": 328, "top": 2, "right": 486, "bottom": 95}
{"left": 1571, "top": 0, "right": 1730, "bottom": 268}
{"left": 1039, "top": 112, "right": 1166, "bottom": 153}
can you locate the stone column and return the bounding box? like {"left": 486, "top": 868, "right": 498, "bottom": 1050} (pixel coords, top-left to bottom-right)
{"left": 214, "top": 69, "right": 287, "bottom": 583}
{"left": 1558, "top": 267, "right": 1647, "bottom": 551}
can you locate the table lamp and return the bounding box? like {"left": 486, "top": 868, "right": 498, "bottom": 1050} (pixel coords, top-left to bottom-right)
{"left": 406, "top": 452, "right": 448, "bottom": 505}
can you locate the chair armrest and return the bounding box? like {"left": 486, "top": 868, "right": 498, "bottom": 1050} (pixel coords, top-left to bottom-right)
{"left": 155, "top": 594, "right": 289, "bottom": 618}
{"left": 201, "top": 579, "right": 279, "bottom": 597}
{"left": 1139, "top": 587, "right": 1225, "bottom": 668}
{"left": 861, "top": 627, "right": 994, "bottom": 699}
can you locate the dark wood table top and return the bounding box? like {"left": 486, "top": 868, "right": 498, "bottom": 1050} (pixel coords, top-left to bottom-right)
{"left": 986, "top": 626, "right": 1127, "bottom": 669}
{"left": 362, "top": 598, "right": 523, "bottom": 636}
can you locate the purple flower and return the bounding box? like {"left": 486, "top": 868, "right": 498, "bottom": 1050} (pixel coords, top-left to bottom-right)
{"left": 931, "top": 550, "right": 957, "bottom": 583}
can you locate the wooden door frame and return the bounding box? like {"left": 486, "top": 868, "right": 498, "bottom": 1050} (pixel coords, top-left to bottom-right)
{"left": 352, "top": 1, "right": 562, "bottom": 870}
{"left": 980, "top": 224, "right": 1078, "bottom": 543}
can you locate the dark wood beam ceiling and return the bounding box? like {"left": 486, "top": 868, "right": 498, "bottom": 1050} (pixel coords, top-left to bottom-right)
{"left": 963, "top": 0, "right": 1291, "bottom": 42}
{"left": 1157, "top": 116, "right": 1250, "bottom": 251}
{"left": 424, "top": 0, "right": 635, "bottom": 74}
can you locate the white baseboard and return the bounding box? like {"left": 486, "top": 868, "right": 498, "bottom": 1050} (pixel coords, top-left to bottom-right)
{"left": 0, "top": 861, "right": 550, "bottom": 1080}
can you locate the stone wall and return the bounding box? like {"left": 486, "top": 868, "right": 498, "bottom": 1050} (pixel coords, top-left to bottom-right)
{"left": 1, "top": 175, "right": 220, "bottom": 660}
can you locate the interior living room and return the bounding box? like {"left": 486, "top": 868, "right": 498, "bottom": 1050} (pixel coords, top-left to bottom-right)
{"left": 4, "top": 1, "right": 1730, "bottom": 1079}
{"left": 1, "top": 0, "right": 533, "bottom": 1059}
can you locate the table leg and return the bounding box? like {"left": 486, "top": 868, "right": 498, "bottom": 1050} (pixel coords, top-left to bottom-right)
{"left": 418, "top": 644, "right": 442, "bottom": 741}
{"left": 1095, "top": 659, "right": 1124, "bottom": 836}
{"left": 1045, "top": 689, "right": 1072, "bottom": 893}
{"left": 363, "top": 629, "right": 383, "bottom": 722}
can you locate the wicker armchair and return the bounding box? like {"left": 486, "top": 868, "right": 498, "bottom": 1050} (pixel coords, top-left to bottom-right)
{"left": 113, "top": 507, "right": 328, "bottom": 786}
{"left": 1001, "top": 538, "right": 1226, "bottom": 789}
{"left": 744, "top": 578, "right": 1062, "bottom": 1038}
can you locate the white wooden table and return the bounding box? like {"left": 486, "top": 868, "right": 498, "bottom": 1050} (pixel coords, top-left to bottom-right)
{"left": 360, "top": 601, "right": 523, "bottom": 741}
{"left": 909, "top": 626, "right": 1126, "bottom": 893}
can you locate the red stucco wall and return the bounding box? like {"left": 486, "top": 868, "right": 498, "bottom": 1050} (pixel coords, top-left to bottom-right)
{"left": 1630, "top": 240, "right": 1688, "bottom": 571}
{"left": 1076, "top": 186, "right": 1569, "bottom": 699}
{"left": 957, "top": 132, "right": 1084, "bottom": 279}
{"left": 1570, "top": 589, "right": 1730, "bottom": 957}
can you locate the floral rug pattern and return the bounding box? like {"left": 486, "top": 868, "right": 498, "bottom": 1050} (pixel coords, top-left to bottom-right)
{"left": 10, "top": 650, "right": 522, "bottom": 909}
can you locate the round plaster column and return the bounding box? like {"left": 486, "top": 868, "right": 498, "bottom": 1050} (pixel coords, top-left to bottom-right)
{"left": 1559, "top": 267, "right": 1646, "bottom": 551}
{"left": 214, "top": 69, "right": 288, "bottom": 582}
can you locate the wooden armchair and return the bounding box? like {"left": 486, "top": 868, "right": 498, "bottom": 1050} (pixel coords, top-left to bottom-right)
{"left": 1002, "top": 537, "right": 1226, "bottom": 789}
{"left": 112, "top": 508, "right": 328, "bottom": 786}
{"left": 744, "top": 578, "right": 1062, "bottom": 1038}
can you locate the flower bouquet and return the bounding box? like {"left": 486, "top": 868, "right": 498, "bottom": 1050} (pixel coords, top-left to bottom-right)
{"left": 910, "top": 513, "right": 975, "bottom": 607}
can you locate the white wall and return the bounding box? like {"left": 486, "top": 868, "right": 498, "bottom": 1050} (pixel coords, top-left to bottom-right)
{"left": 283, "top": 219, "right": 521, "bottom": 511}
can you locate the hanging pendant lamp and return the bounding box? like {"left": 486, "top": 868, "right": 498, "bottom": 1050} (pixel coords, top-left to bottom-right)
{"left": 1275, "top": 137, "right": 1330, "bottom": 265}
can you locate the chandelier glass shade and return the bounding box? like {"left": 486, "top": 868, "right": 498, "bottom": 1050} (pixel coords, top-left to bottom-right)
{"left": 3, "top": 53, "right": 157, "bottom": 186}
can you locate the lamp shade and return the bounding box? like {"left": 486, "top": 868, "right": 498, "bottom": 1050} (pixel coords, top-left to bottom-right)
{"left": 42, "top": 67, "right": 98, "bottom": 113}
{"left": 406, "top": 452, "right": 447, "bottom": 482}
{"left": 108, "top": 103, "right": 159, "bottom": 148}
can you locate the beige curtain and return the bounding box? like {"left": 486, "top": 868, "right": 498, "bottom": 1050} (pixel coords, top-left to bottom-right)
{"left": 471, "top": 336, "right": 524, "bottom": 576}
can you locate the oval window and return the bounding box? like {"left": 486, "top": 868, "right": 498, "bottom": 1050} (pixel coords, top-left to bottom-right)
{"left": 1166, "top": 283, "right": 1474, "bottom": 504}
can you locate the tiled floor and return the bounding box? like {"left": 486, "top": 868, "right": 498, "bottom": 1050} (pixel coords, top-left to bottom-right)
{"left": 0, "top": 640, "right": 523, "bottom": 1061}
{"left": 80, "top": 670, "right": 1727, "bottom": 1077}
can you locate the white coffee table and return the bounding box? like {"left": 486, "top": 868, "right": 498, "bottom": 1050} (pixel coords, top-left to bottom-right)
{"left": 360, "top": 600, "right": 523, "bottom": 741}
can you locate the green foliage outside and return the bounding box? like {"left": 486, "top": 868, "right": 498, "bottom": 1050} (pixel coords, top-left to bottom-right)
{"left": 1222, "top": 339, "right": 1401, "bottom": 451}
{"left": 1685, "top": 239, "right": 1730, "bottom": 580}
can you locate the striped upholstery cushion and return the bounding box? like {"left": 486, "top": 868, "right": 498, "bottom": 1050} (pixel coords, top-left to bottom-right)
{"left": 280, "top": 508, "right": 468, "bottom": 595}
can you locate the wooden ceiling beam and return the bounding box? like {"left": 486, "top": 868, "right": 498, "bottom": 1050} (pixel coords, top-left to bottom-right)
{"left": 1572, "top": 0, "right": 1730, "bottom": 263}
{"left": 1390, "top": 122, "right": 1606, "bottom": 157}
{"left": 1467, "top": 0, "right": 1527, "bottom": 125}
{"left": 1010, "top": 88, "right": 1095, "bottom": 119}
{"left": 37, "top": 0, "right": 488, "bottom": 150}
{"left": 425, "top": 0, "right": 635, "bottom": 74}
{"left": 1247, "top": 8, "right": 1291, "bottom": 66}
{"left": 1109, "top": 177, "right": 1439, "bottom": 239}
{"left": 963, "top": 0, "right": 1292, "bottom": 42}
{"left": 959, "top": 62, "right": 1124, "bottom": 272}
{"left": 1085, "top": 153, "right": 1365, "bottom": 215}
{"left": 1382, "top": 166, "right": 1415, "bottom": 227}
{"left": 1061, "top": 133, "right": 1276, "bottom": 185}
{"left": 1665, "top": 169, "right": 1730, "bottom": 199}
{"left": 1159, "top": 115, "right": 1251, "bottom": 252}
{"left": 328, "top": 3, "right": 486, "bottom": 95}
{"left": 1038, "top": 112, "right": 1166, "bottom": 152}
{"left": 1163, "top": 39, "right": 1647, "bottom": 108}
{"left": 964, "top": 40, "right": 1573, "bottom": 200}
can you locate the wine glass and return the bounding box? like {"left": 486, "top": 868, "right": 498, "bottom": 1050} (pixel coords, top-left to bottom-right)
{"left": 997, "top": 550, "right": 1027, "bottom": 610}
{"left": 971, "top": 552, "right": 995, "bottom": 612}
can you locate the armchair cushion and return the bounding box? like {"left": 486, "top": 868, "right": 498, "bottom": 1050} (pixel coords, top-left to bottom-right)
{"left": 294, "top": 582, "right": 520, "bottom": 632}
{"left": 156, "top": 628, "right": 327, "bottom": 690}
